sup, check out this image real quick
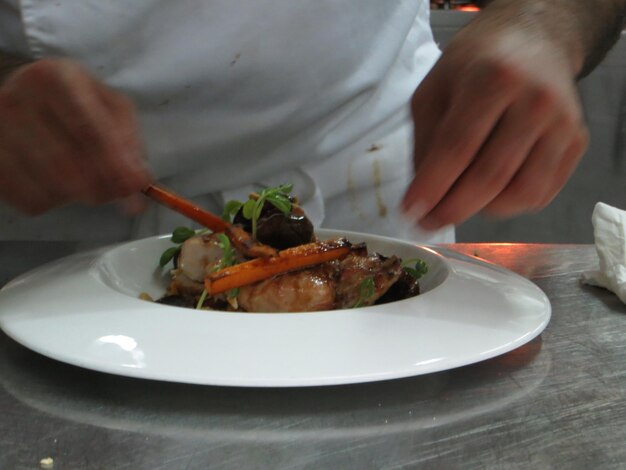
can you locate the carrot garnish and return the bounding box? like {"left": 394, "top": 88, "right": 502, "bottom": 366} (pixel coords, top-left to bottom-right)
{"left": 143, "top": 184, "right": 228, "bottom": 232}
{"left": 204, "top": 239, "right": 353, "bottom": 295}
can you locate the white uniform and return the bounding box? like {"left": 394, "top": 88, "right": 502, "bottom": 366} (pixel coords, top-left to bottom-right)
{"left": 0, "top": 0, "right": 454, "bottom": 244}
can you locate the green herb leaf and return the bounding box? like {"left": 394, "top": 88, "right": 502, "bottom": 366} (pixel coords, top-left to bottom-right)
{"left": 353, "top": 276, "right": 375, "bottom": 308}
{"left": 227, "top": 287, "right": 240, "bottom": 299}
{"left": 171, "top": 226, "right": 196, "bottom": 244}
{"left": 242, "top": 199, "right": 256, "bottom": 220}
{"left": 222, "top": 200, "right": 243, "bottom": 222}
{"left": 253, "top": 199, "right": 264, "bottom": 221}
{"left": 277, "top": 183, "right": 293, "bottom": 194}
{"left": 196, "top": 289, "right": 208, "bottom": 309}
{"left": 402, "top": 258, "right": 428, "bottom": 280}
{"left": 159, "top": 246, "right": 180, "bottom": 267}
{"left": 267, "top": 195, "right": 292, "bottom": 214}
{"left": 212, "top": 233, "right": 238, "bottom": 273}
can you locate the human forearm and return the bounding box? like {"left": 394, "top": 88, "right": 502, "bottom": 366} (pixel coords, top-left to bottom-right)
{"left": 476, "top": 0, "right": 626, "bottom": 78}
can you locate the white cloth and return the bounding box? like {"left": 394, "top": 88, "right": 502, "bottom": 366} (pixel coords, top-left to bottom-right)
{"left": 582, "top": 202, "right": 626, "bottom": 303}
{"left": 0, "top": 0, "right": 451, "bottom": 243}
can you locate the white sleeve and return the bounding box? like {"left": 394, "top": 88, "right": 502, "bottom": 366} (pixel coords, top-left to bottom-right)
{"left": 0, "top": 0, "right": 32, "bottom": 57}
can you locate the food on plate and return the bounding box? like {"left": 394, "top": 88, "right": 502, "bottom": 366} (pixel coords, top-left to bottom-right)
{"left": 154, "top": 184, "right": 427, "bottom": 312}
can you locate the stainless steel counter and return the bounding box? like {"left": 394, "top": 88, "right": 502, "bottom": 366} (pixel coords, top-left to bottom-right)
{"left": 1, "top": 242, "right": 625, "bottom": 469}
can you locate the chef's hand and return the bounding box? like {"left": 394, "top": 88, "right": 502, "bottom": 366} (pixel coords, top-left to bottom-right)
{"left": 0, "top": 58, "right": 151, "bottom": 215}
{"left": 402, "top": 11, "right": 589, "bottom": 231}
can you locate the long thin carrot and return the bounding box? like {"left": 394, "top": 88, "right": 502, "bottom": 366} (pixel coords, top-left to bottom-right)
{"left": 142, "top": 184, "right": 228, "bottom": 232}
{"left": 226, "top": 224, "right": 278, "bottom": 258}
{"left": 205, "top": 239, "right": 353, "bottom": 295}
{"left": 143, "top": 183, "right": 277, "bottom": 258}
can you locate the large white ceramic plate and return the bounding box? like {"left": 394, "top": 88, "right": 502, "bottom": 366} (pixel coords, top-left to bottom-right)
{"left": 0, "top": 230, "right": 550, "bottom": 387}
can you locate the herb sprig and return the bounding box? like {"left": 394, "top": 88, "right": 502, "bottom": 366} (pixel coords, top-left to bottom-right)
{"left": 197, "top": 233, "right": 240, "bottom": 309}
{"left": 402, "top": 258, "right": 428, "bottom": 280}
{"left": 214, "top": 233, "right": 237, "bottom": 272}
{"left": 353, "top": 276, "right": 375, "bottom": 308}
{"left": 159, "top": 226, "right": 208, "bottom": 268}
{"left": 222, "top": 184, "right": 294, "bottom": 239}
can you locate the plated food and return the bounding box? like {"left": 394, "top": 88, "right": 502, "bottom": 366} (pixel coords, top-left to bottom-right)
{"left": 0, "top": 207, "right": 551, "bottom": 386}
{"left": 152, "top": 184, "right": 427, "bottom": 313}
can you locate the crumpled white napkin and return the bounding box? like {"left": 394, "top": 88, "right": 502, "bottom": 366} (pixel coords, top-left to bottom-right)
{"left": 582, "top": 202, "right": 626, "bottom": 303}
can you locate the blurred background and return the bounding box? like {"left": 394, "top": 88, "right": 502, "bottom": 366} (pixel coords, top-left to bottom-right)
{"left": 429, "top": 7, "right": 626, "bottom": 243}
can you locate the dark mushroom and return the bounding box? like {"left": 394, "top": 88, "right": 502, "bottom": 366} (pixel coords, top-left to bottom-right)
{"left": 256, "top": 212, "right": 314, "bottom": 249}
{"left": 233, "top": 200, "right": 314, "bottom": 250}
{"left": 375, "top": 271, "right": 421, "bottom": 304}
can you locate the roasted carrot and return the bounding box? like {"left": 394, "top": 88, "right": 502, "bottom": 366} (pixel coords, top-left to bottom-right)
{"left": 226, "top": 224, "right": 278, "bottom": 258}
{"left": 143, "top": 184, "right": 228, "bottom": 232}
{"left": 205, "top": 239, "right": 353, "bottom": 295}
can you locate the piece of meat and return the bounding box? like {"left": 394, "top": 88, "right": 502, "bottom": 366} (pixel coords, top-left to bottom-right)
{"left": 335, "top": 253, "right": 403, "bottom": 309}
{"left": 167, "top": 270, "right": 205, "bottom": 297}
{"left": 237, "top": 251, "right": 403, "bottom": 312}
{"left": 178, "top": 234, "right": 224, "bottom": 282}
{"left": 178, "top": 233, "right": 245, "bottom": 282}
{"left": 237, "top": 262, "right": 340, "bottom": 313}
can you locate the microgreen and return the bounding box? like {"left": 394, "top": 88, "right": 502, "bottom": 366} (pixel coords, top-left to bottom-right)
{"left": 159, "top": 246, "right": 181, "bottom": 268}
{"left": 158, "top": 226, "right": 209, "bottom": 268}
{"left": 222, "top": 184, "right": 293, "bottom": 239}
{"left": 171, "top": 226, "right": 196, "bottom": 244}
{"left": 353, "top": 276, "right": 375, "bottom": 308}
{"left": 196, "top": 289, "right": 208, "bottom": 309}
{"left": 402, "top": 258, "right": 428, "bottom": 280}
{"left": 215, "top": 233, "right": 237, "bottom": 271}
{"left": 195, "top": 236, "right": 239, "bottom": 310}
{"left": 222, "top": 200, "right": 243, "bottom": 222}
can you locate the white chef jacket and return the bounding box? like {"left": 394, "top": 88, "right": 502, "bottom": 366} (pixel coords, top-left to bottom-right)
{"left": 0, "top": 0, "right": 454, "bottom": 244}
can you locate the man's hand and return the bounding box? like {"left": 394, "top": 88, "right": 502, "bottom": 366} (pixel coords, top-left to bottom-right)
{"left": 0, "top": 58, "right": 151, "bottom": 215}
{"left": 402, "top": 0, "right": 625, "bottom": 230}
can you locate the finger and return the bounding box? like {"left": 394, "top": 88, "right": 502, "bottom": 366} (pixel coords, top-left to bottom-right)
{"left": 93, "top": 82, "right": 152, "bottom": 179}
{"left": 402, "top": 61, "right": 524, "bottom": 221}
{"left": 483, "top": 122, "right": 586, "bottom": 217}
{"left": 535, "top": 126, "right": 589, "bottom": 208}
{"left": 0, "top": 143, "right": 55, "bottom": 215}
{"left": 411, "top": 69, "right": 449, "bottom": 166}
{"left": 417, "top": 88, "right": 557, "bottom": 230}
{"left": 117, "top": 193, "right": 149, "bottom": 216}
{"left": 0, "top": 96, "right": 64, "bottom": 213}
{"left": 47, "top": 77, "right": 146, "bottom": 199}
{"left": 8, "top": 105, "right": 95, "bottom": 204}
{"left": 0, "top": 159, "right": 53, "bottom": 215}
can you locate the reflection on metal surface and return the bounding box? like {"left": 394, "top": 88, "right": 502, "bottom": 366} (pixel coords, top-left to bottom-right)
{"left": 0, "top": 334, "right": 549, "bottom": 443}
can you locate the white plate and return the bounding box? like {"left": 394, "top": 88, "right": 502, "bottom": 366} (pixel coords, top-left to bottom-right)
{"left": 0, "top": 230, "right": 550, "bottom": 387}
